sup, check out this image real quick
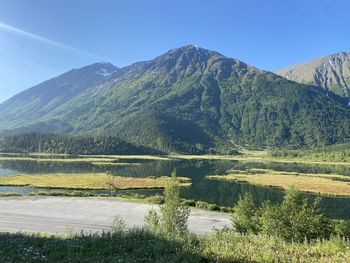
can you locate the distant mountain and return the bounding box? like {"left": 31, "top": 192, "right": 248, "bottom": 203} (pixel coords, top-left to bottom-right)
{"left": 0, "top": 45, "right": 349, "bottom": 153}
{"left": 277, "top": 52, "right": 350, "bottom": 98}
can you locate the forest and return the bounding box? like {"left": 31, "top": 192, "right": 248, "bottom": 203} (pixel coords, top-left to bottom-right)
{"left": 0, "top": 132, "right": 161, "bottom": 155}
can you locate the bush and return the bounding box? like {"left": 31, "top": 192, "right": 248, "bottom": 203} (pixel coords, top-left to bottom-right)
{"left": 232, "top": 188, "right": 335, "bottom": 242}
{"left": 195, "top": 201, "right": 209, "bottom": 210}
{"left": 231, "top": 192, "right": 258, "bottom": 234}
{"left": 144, "top": 195, "right": 164, "bottom": 204}
{"left": 180, "top": 199, "right": 196, "bottom": 207}
{"left": 145, "top": 170, "right": 190, "bottom": 239}
{"left": 195, "top": 201, "right": 220, "bottom": 211}
{"left": 259, "top": 188, "right": 332, "bottom": 242}
{"left": 334, "top": 220, "right": 350, "bottom": 239}
{"left": 220, "top": 206, "right": 233, "bottom": 213}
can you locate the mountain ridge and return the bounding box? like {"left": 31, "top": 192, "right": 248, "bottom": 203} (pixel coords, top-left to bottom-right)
{"left": 277, "top": 52, "right": 350, "bottom": 98}
{"left": 1, "top": 45, "right": 349, "bottom": 153}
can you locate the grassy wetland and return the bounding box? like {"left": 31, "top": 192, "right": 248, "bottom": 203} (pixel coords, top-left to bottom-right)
{"left": 207, "top": 168, "right": 350, "bottom": 196}
{"left": 2, "top": 175, "right": 350, "bottom": 263}
{"left": 0, "top": 173, "right": 191, "bottom": 190}
{"left": 1, "top": 150, "right": 350, "bottom": 218}
{"left": 1, "top": 149, "right": 350, "bottom": 263}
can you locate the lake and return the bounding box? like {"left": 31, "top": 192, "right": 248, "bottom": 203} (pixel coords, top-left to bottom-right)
{"left": 0, "top": 157, "right": 349, "bottom": 220}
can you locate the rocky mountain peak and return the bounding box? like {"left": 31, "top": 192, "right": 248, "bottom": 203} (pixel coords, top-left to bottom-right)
{"left": 277, "top": 52, "right": 350, "bottom": 97}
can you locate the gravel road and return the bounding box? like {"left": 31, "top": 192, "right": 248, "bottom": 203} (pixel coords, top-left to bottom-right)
{"left": 0, "top": 196, "right": 231, "bottom": 235}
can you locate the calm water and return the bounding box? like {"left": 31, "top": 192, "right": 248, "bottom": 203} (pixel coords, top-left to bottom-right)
{"left": 0, "top": 158, "right": 350, "bottom": 219}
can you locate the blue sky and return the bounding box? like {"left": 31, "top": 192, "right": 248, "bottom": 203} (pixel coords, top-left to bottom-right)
{"left": 0, "top": 0, "right": 349, "bottom": 103}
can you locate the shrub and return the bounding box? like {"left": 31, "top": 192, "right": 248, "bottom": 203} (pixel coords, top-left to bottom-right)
{"left": 144, "top": 195, "right": 164, "bottom": 204}
{"left": 110, "top": 215, "right": 126, "bottom": 233}
{"left": 195, "top": 201, "right": 209, "bottom": 209}
{"left": 145, "top": 170, "right": 190, "bottom": 239}
{"left": 195, "top": 201, "right": 220, "bottom": 211}
{"left": 231, "top": 192, "right": 258, "bottom": 234}
{"left": 180, "top": 199, "right": 196, "bottom": 207}
{"left": 232, "top": 188, "right": 336, "bottom": 242}
{"left": 333, "top": 220, "right": 350, "bottom": 239}
{"left": 145, "top": 208, "right": 160, "bottom": 234}
{"left": 259, "top": 188, "right": 332, "bottom": 242}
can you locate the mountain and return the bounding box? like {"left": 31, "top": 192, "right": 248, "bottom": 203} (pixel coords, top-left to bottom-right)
{"left": 0, "top": 62, "right": 118, "bottom": 132}
{"left": 277, "top": 52, "right": 350, "bottom": 98}
{"left": 0, "top": 45, "right": 350, "bottom": 153}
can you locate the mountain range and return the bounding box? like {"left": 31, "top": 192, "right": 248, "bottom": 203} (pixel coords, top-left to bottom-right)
{"left": 277, "top": 52, "right": 350, "bottom": 99}
{"left": 0, "top": 45, "right": 349, "bottom": 153}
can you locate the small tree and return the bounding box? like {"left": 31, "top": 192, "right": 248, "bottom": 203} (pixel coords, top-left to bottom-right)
{"left": 145, "top": 208, "right": 160, "bottom": 234}
{"left": 145, "top": 170, "right": 190, "bottom": 239}
{"left": 259, "top": 188, "right": 332, "bottom": 242}
{"left": 231, "top": 192, "right": 258, "bottom": 234}
{"left": 110, "top": 215, "right": 126, "bottom": 233}
{"left": 106, "top": 171, "right": 116, "bottom": 197}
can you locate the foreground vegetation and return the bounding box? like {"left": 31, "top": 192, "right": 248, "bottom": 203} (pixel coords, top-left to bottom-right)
{"left": 207, "top": 168, "right": 350, "bottom": 196}
{"left": 2, "top": 229, "right": 350, "bottom": 262}
{"left": 0, "top": 173, "right": 191, "bottom": 190}
{"left": 1, "top": 174, "right": 350, "bottom": 262}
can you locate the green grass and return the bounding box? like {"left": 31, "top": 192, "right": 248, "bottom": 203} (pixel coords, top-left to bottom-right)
{"left": 202, "top": 231, "right": 350, "bottom": 263}
{"left": 117, "top": 193, "right": 232, "bottom": 212}
{"left": 0, "top": 230, "right": 202, "bottom": 263}
{"left": 1, "top": 230, "right": 350, "bottom": 262}
{"left": 0, "top": 173, "right": 192, "bottom": 190}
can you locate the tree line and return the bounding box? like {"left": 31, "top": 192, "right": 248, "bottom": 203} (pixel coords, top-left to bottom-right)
{"left": 0, "top": 132, "right": 162, "bottom": 155}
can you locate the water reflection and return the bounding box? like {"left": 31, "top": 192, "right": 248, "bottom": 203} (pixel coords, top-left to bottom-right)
{"left": 0, "top": 158, "right": 349, "bottom": 219}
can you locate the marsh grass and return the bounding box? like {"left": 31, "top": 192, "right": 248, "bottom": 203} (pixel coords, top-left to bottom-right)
{"left": 91, "top": 162, "right": 142, "bottom": 166}
{"left": 2, "top": 151, "right": 350, "bottom": 166}
{"left": 0, "top": 192, "right": 22, "bottom": 197}
{"left": 0, "top": 173, "right": 191, "bottom": 190}
{"left": 86, "top": 154, "right": 171, "bottom": 160}
{"left": 168, "top": 153, "right": 350, "bottom": 166}
{"left": 0, "top": 156, "right": 118, "bottom": 163}
{"left": 0, "top": 152, "right": 171, "bottom": 160}
{"left": 207, "top": 168, "right": 350, "bottom": 196}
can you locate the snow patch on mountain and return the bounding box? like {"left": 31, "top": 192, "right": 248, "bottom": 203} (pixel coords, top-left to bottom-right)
{"left": 96, "top": 68, "right": 112, "bottom": 77}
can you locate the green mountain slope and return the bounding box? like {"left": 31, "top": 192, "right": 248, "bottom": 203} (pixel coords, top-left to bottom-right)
{"left": 0, "top": 62, "right": 118, "bottom": 131}
{"left": 277, "top": 52, "right": 350, "bottom": 98}
{"left": 0, "top": 45, "right": 349, "bottom": 153}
